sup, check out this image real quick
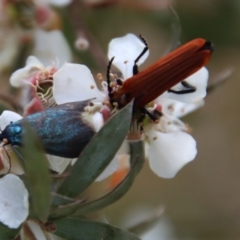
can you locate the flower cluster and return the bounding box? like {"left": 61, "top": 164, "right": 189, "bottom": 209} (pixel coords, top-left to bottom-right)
{"left": 0, "top": 33, "right": 209, "bottom": 233}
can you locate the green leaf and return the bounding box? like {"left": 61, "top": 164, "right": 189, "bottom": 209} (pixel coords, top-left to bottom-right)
{"left": 0, "top": 222, "right": 21, "bottom": 240}
{"left": 18, "top": 123, "right": 51, "bottom": 223}
{"left": 54, "top": 218, "right": 140, "bottom": 240}
{"left": 50, "top": 198, "right": 86, "bottom": 220}
{"left": 51, "top": 193, "right": 76, "bottom": 207}
{"left": 72, "top": 141, "right": 145, "bottom": 217}
{"left": 57, "top": 102, "right": 133, "bottom": 198}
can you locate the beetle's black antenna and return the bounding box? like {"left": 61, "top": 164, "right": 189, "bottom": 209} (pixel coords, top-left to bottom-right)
{"left": 133, "top": 35, "right": 149, "bottom": 75}
{"left": 168, "top": 80, "right": 196, "bottom": 94}
{"left": 107, "top": 56, "right": 115, "bottom": 99}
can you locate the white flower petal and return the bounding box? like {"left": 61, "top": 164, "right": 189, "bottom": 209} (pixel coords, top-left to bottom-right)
{"left": 108, "top": 33, "right": 149, "bottom": 79}
{"left": 147, "top": 128, "right": 197, "bottom": 178}
{"left": 26, "top": 221, "right": 47, "bottom": 240}
{"left": 10, "top": 56, "right": 44, "bottom": 87}
{"left": 168, "top": 67, "right": 208, "bottom": 103}
{"left": 155, "top": 114, "right": 188, "bottom": 133}
{"left": 92, "top": 112, "right": 104, "bottom": 132}
{"left": 160, "top": 98, "right": 205, "bottom": 118}
{"left": 26, "top": 56, "right": 44, "bottom": 67}
{"left": 46, "top": 155, "right": 72, "bottom": 174}
{"left": 37, "top": 0, "right": 71, "bottom": 6}
{"left": 53, "top": 63, "right": 105, "bottom": 104}
{"left": 33, "top": 29, "right": 72, "bottom": 67}
{"left": 0, "top": 174, "right": 29, "bottom": 228}
{"left": 49, "top": 0, "right": 71, "bottom": 6}
{"left": 0, "top": 111, "right": 22, "bottom": 130}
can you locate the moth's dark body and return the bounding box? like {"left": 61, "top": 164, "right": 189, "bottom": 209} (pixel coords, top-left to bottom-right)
{"left": 0, "top": 101, "right": 95, "bottom": 158}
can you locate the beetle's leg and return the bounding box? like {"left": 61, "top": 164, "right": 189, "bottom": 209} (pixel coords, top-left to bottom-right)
{"left": 168, "top": 81, "right": 196, "bottom": 94}
{"left": 133, "top": 35, "right": 149, "bottom": 75}
{"left": 140, "top": 107, "right": 163, "bottom": 121}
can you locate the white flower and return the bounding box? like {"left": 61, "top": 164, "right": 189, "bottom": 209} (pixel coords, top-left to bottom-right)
{"left": 107, "top": 33, "right": 208, "bottom": 178}
{"left": 108, "top": 33, "right": 149, "bottom": 79}
{"left": 9, "top": 33, "right": 209, "bottom": 179}
{"left": 52, "top": 63, "right": 106, "bottom": 104}
{"left": 0, "top": 174, "right": 29, "bottom": 229}
{"left": 10, "top": 56, "right": 52, "bottom": 88}
{"left": 10, "top": 57, "right": 105, "bottom": 103}
{"left": 167, "top": 67, "right": 209, "bottom": 103}
{"left": 51, "top": 62, "right": 124, "bottom": 180}
{"left": 36, "top": 0, "right": 72, "bottom": 7}
{"left": 47, "top": 33, "right": 208, "bottom": 179}
{"left": 8, "top": 59, "right": 114, "bottom": 179}
{"left": 33, "top": 29, "right": 72, "bottom": 67}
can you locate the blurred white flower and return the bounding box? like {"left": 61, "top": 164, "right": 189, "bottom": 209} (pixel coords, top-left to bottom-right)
{"left": 33, "top": 29, "right": 72, "bottom": 67}
{"left": 36, "top": 0, "right": 72, "bottom": 7}
{"left": 0, "top": 174, "right": 29, "bottom": 229}
{"left": 33, "top": 0, "right": 72, "bottom": 64}
{"left": 10, "top": 56, "right": 51, "bottom": 88}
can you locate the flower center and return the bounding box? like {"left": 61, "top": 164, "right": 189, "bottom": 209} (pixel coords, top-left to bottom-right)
{"left": 32, "top": 68, "right": 57, "bottom": 108}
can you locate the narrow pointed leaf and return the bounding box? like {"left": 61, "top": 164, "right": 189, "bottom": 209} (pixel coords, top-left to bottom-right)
{"left": 50, "top": 199, "right": 86, "bottom": 219}
{"left": 19, "top": 123, "right": 51, "bottom": 223}
{"left": 51, "top": 193, "right": 76, "bottom": 207}
{"left": 57, "top": 102, "right": 133, "bottom": 198}
{"left": 54, "top": 218, "right": 140, "bottom": 240}
{"left": 72, "top": 141, "right": 144, "bottom": 217}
